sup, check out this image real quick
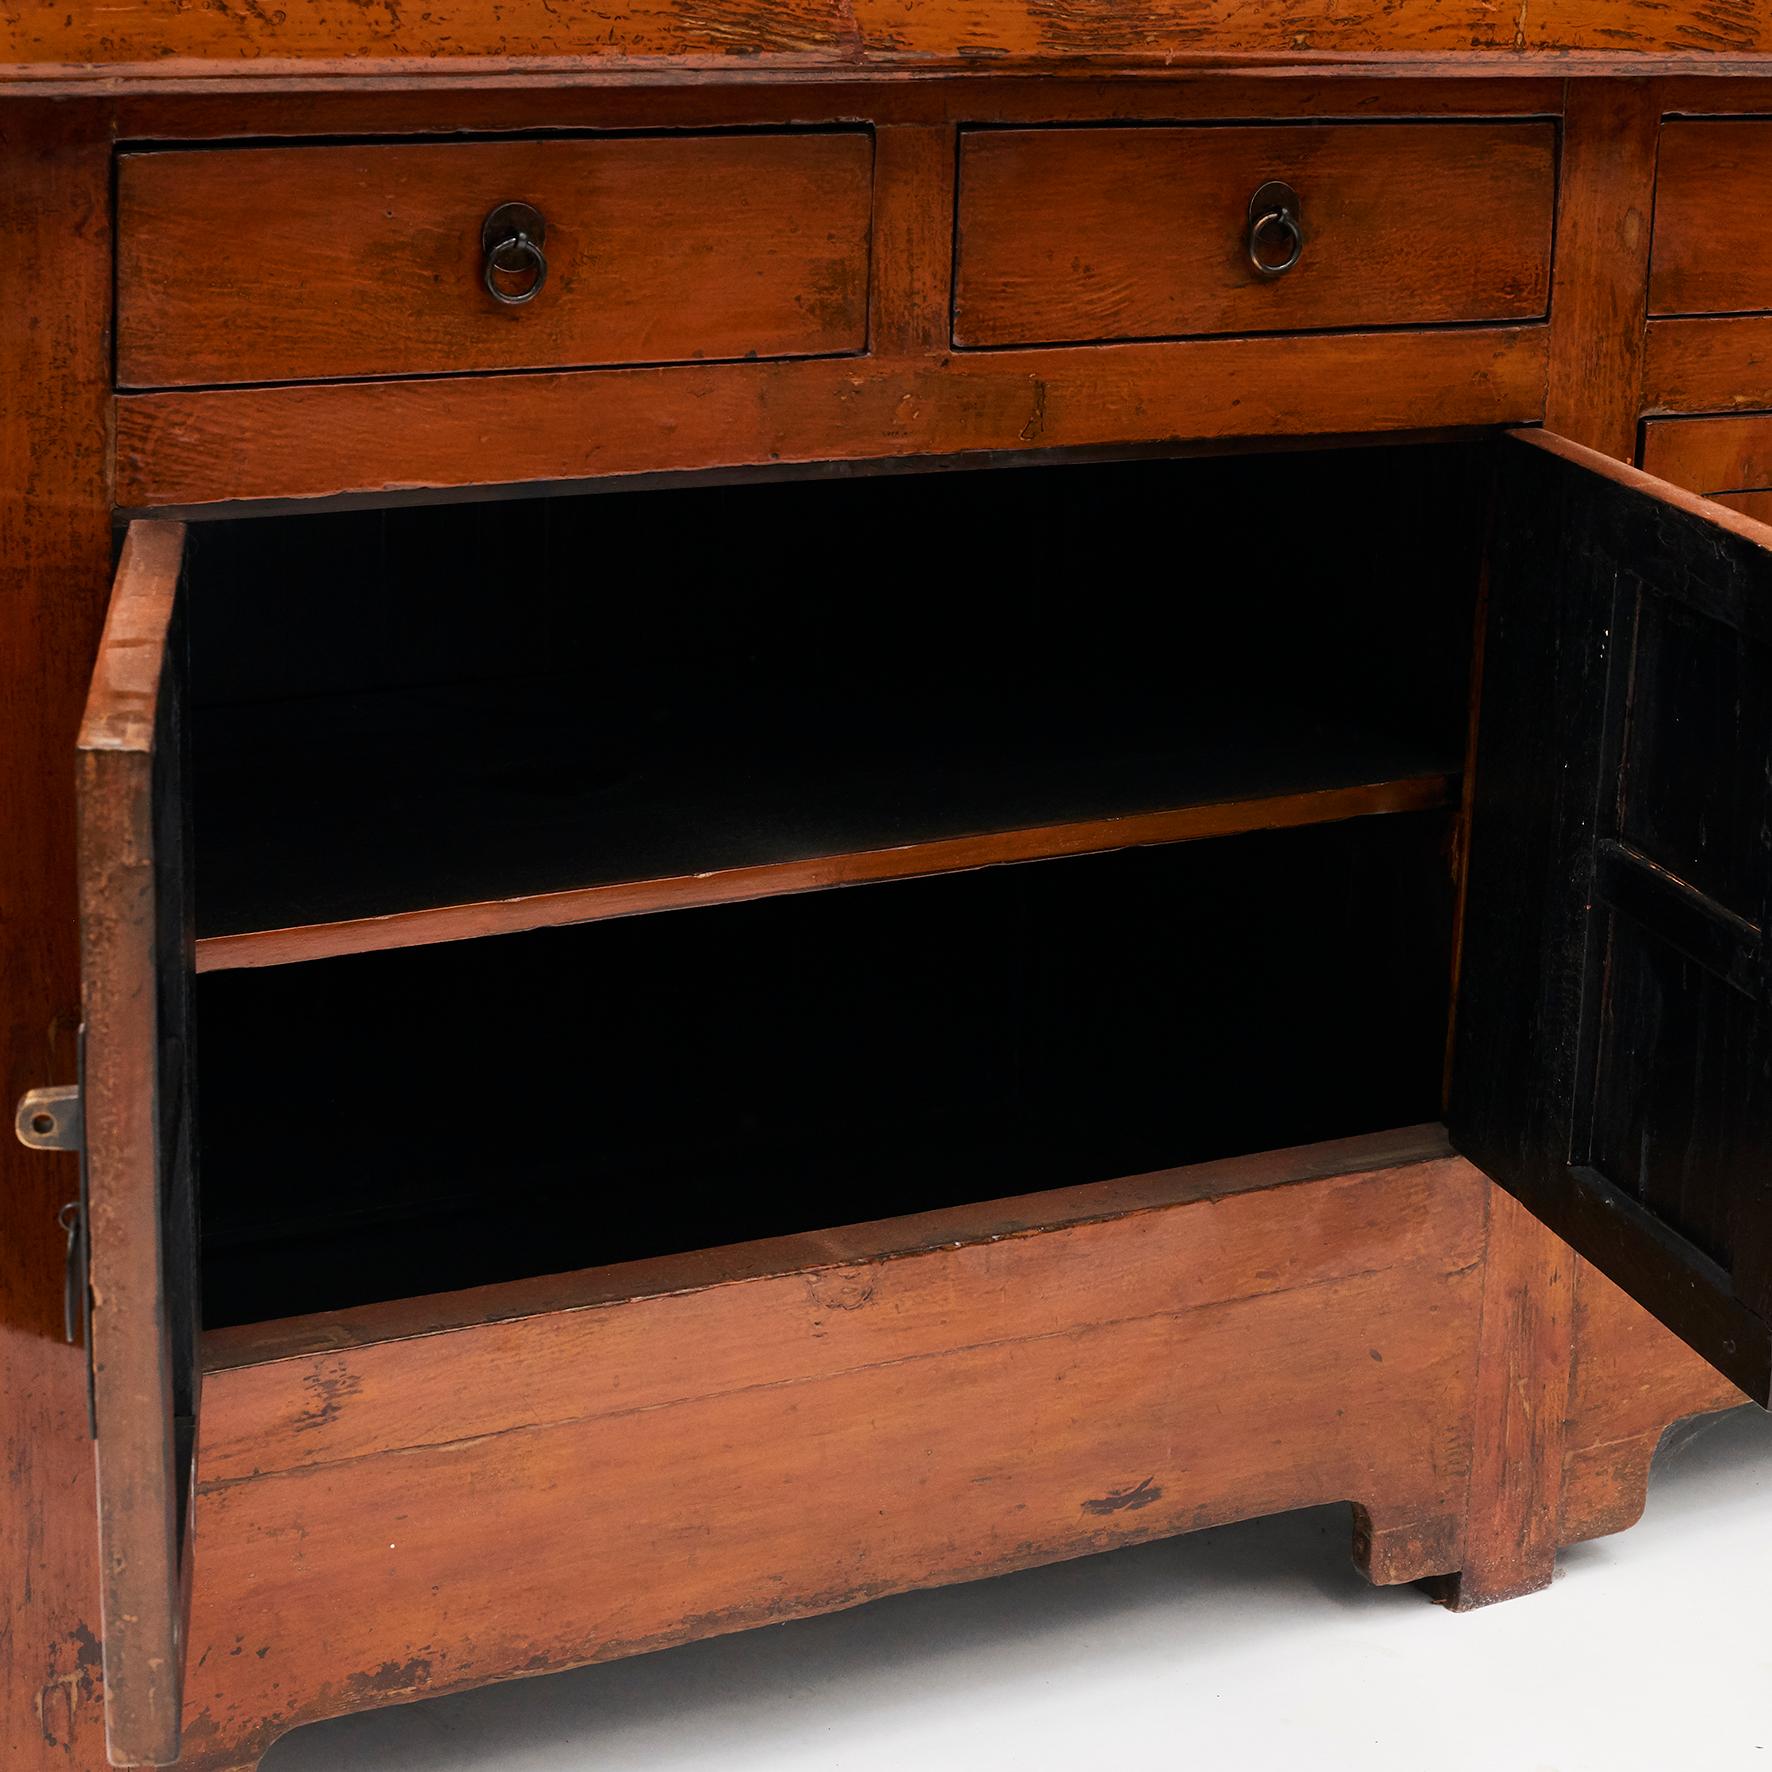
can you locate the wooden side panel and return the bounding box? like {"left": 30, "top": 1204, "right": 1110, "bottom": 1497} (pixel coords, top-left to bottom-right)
{"left": 6, "top": 0, "right": 1772, "bottom": 81}
{"left": 1560, "top": 1256, "right": 1746, "bottom": 1548}
{"left": 114, "top": 326, "right": 1549, "bottom": 509}
{"left": 117, "top": 133, "right": 875, "bottom": 389}
{"left": 1650, "top": 120, "right": 1772, "bottom": 317}
{"left": 178, "top": 1138, "right": 1485, "bottom": 1768}
{"left": 79, "top": 521, "right": 198, "bottom": 1768}
{"left": 953, "top": 122, "right": 1556, "bottom": 349}
{"left": 0, "top": 102, "right": 120, "bottom": 1772}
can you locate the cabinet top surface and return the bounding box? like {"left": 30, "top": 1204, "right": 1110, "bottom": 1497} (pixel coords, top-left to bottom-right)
{"left": 6, "top": 0, "right": 1772, "bottom": 88}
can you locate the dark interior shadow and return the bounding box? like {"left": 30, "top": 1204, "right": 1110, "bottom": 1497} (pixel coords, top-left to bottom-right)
{"left": 263, "top": 1405, "right": 1772, "bottom": 1772}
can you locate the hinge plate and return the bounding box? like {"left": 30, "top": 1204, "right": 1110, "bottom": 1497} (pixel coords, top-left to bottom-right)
{"left": 15, "top": 1085, "right": 83, "bottom": 1152}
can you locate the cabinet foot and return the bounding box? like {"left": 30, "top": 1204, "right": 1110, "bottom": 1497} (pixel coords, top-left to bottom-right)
{"left": 1424, "top": 1550, "right": 1556, "bottom": 1612}
{"left": 1432, "top": 1193, "right": 1745, "bottom": 1613}
{"left": 1349, "top": 1191, "right": 1749, "bottom": 1614}
{"left": 1349, "top": 1504, "right": 1463, "bottom": 1588}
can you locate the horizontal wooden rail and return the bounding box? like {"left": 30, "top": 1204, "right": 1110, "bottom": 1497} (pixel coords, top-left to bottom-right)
{"left": 196, "top": 771, "right": 1458, "bottom": 971}
{"left": 8, "top": 0, "right": 1772, "bottom": 89}
{"left": 117, "top": 327, "right": 1548, "bottom": 510}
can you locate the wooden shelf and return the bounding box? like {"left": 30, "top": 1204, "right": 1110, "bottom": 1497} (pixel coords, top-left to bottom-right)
{"left": 192, "top": 678, "right": 1459, "bottom": 971}
{"left": 194, "top": 817, "right": 1458, "bottom": 1326}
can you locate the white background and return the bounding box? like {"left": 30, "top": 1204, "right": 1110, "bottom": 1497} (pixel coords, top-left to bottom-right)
{"left": 262, "top": 1402, "right": 1772, "bottom": 1772}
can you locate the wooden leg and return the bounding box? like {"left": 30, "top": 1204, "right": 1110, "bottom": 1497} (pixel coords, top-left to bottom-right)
{"left": 1417, "top": 1187, "right": 1747, "bottom": 1611}
{"left": 1350, "top": 1503, "right": 1465, "bottom": 1590}
{"left": 1430, "top": 1186, "right": 1580, "bottom": 1610}
{"left": 0, "top": 104, "right": 126, "bottom": 1772}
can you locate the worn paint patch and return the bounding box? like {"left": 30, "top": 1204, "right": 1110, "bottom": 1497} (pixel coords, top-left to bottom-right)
{"left": 1081, "top": 1475, "right": 1162, "bottom": 1516}
{"left": 37, "top": 1620, "right": 102, "bottom": 1749}
{"left": 806, "top": 1269, "right": 875, "bottom": 1313}
{"left": 292, "top": 1357, "right": 363, "bottom": 1434}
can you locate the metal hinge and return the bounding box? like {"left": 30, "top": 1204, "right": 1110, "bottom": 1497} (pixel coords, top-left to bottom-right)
{"left": 15, "top": 1072, "right": 97, "bottom": 1436}
{"left": 15, "top": 1084, "right": 82, "bottom": 1153}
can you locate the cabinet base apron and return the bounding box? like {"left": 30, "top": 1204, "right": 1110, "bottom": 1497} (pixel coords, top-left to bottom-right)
{"left": 154, "top": 1130, "right": 1740, "bottom": 1772}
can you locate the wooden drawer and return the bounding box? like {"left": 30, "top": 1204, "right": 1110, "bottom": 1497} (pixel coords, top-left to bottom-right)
{"left": 1651, "top": 122, "right": 1772, "bottom": 317}
{"left": 952, "top": 122, "right": 1557, "bottom": 350}
{"left": 116, "top": 132, "right": 874, "bottom": 389}
{"left": 1641, "top": 413, "right": 1772, "bottom": 522}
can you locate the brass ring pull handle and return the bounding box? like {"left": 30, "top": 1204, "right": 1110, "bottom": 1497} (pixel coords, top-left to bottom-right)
{"left": 481, "top": 201, "right": 549, "bottom": 306}
{"left": 1247, "top": 180, "right": 1304, "bottom": 279}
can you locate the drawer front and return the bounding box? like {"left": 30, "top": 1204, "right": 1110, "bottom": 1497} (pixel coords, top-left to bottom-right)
{"left": 953, "top": 122, "right": 1557, "bottom": 350}
{"left": 1641, "top": 413, "right": 1772, "bottom": 507}
{"left": 1651, "top": 122, "right": 1772, "bottom": 317}
{"left": 117, "top": 132, "right": 874, "bottom": 389}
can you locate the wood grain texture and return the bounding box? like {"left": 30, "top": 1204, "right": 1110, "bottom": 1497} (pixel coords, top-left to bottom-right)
{"left": 117, "top": 133, "right": 874, "bottom": 389}
{"left": 1710, "top": 488, "right": 1772, "bottom": 522}
{"left": 180, "top": 1137, "right": 1487, "bottom": 1768}
{"left": 1542, "top": 81, "right": 1661, "bottom": 458}
{"left": 5, "top": 68, "right": 1770, "bottom": 1772}
{"left": 1663, "top": 75, "right": 1772, "bottom": 112}
{"left": 165, "top": 1149, "right": 1753, "bottom": 1769}
{"left": 1644, "top": 316, "right": 1772, "bottom": 412}
{"left": 1516, "top": 424, "right": 1772, "bottom": 548}
{"left": 953, "top": 122, "right": 1555, "bottom": 349}
{"left": 78, "top": 521, "right": 196, "bottom": 1767}
{"left": 0, "top": 103, "right": 119, "bottom": 1772}
{"left": 5, "top": 0, "right": 1772, "bottom": 83}
{"left": 1560, "top": 1253, "right": 1745, "bottom": 1549}
{"left": 1641, "top": 412, "right": 1772, "bottom": 494}
{"left": 867, "top": 124, "right": 953, "bottom": 358}
{"left": 105, "top": 75, "right": 1571, "bottom": 144}
{"left": 1432, "top": 1187, "right": 1577, "bottom": 1609}
{"left": 114, "top": 326, "right": 1549, "bottom": 509}
{"left": 1650, "top": 119, "right": 1772, "bottom": 317}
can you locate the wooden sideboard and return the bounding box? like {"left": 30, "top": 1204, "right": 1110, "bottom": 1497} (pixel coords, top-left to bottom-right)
{"left": 6, "top": 22, "right": 1772, "bottom": 1770}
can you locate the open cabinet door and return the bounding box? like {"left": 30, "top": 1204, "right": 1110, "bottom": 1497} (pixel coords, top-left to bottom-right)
{"left": 78, "top": 520, "right": 200, "bottom": 1765}
{"left": 1451, "top": 430, "right": 1772, "bottom": 1406}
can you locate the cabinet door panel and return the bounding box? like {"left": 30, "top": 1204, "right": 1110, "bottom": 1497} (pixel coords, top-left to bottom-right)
{"left": 79, "top": 519, "right": 199, "bottom": 1765}
{"left": 1452, "top": 431, "right": 1772, "bottom": 1404}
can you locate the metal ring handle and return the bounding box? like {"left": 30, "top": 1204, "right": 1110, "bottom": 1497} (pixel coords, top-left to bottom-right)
{"left": 1248, "top": 207, "right": 1303, "bottom": 279}
{"left": 483, "top": 231, "right": 548, "bottom": 306}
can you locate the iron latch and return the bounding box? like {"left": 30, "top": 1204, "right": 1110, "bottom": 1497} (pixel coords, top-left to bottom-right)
{"left": 15, "top": 1082, "right": 97, "bottom": 1428}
